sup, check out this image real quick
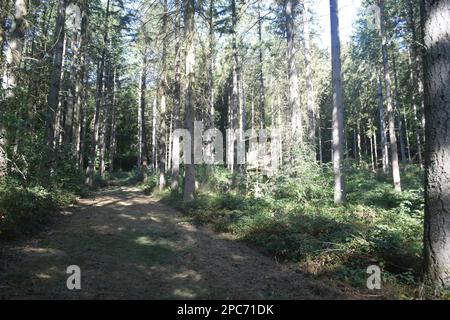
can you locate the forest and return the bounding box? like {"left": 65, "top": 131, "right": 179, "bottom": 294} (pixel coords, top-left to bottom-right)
{"left": 0, "top": 0, "right": 449, "bottom": 300}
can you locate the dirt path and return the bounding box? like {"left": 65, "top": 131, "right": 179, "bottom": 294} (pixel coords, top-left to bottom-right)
{"left": 0, "top": 187, "right": 348, "bottom": 300}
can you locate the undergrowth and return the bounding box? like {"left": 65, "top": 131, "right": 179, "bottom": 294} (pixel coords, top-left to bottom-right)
{"left": 157, "top": 163, "right": 424, "bottom": 299}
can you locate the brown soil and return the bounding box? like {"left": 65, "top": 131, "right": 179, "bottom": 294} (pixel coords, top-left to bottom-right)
{"left": 0, "top": 187, "right": 353, "bottom": 300}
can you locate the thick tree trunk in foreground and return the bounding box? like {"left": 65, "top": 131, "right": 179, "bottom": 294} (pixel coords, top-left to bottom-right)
{"left": 379, "top": 0, "right": 402, "bottom": 193}
{"left": 41, "top": 0, "right": 66, "bottom": 184}
{"left": 330, "top": 0, "right": 346, "bottom": 204}
{"left": 422, "top": 0, "right": 450, "bottom": 297}
{"left": 183, "top": 0, "right": 196, "bottom": 202}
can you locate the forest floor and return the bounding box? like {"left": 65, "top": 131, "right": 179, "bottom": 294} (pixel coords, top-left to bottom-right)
{"left": 0, "top": 186, "right": 362, "bottom": 300}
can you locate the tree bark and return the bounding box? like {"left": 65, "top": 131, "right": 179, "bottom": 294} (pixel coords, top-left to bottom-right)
{"left": 377, "top": 65, "right": 389, "bottom": 174}
{"left": 285, "top": 0, "right": 302, "bottom": 143}
{"left": 159, "top": 0, "right": 168, "bottom": 190}
{"left": 109, "top": 67, "right": 118, "bottom": 175}
{"left": 86, "top": 0, "right": 110, "bottom": 186}
{"left": 330, "top": 0, "right": 346, "bottom": 204}
{"left": 138, "top": 54, "right": 148, "bottom": 179}
{"left": 379, "top": 0, "right": 402, "bottom": 192}
{"left": 257, "top": 0, "right": 266, "bottom": 130}
{"left": 303, "top": 0, "right": 316, "bottom": 147}
{"left": 41, "top": 0, "right": 66, "bottom": 184}
{"left": 171, "top": 0, "right": 182, "bottom": 194}
{"left": 422, "top": 0, "right": 450, "bottom": 297}
{"left": 183, "top": 0, "right": 196, "bottom": 202}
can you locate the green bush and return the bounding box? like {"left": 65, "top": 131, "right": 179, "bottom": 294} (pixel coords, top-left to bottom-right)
{"left": 0, "top": 184, "right": 58, "bottom": 236}
{"left": 142, "top": 175, "right": 158, "bottom": 195}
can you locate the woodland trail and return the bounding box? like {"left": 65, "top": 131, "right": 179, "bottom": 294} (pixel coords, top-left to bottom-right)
{"left": 0, "top": 187, "right": 349, "bottom": 300}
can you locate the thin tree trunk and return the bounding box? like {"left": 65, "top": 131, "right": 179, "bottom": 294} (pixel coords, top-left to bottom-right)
{"left": 171, "top": 0, "right": 182, "bottom": 194}
{"left": 285, "top": 0, "right": 302, "bottom": 143}
{"left": 74, "top": 1, "right": 88, "bottom": 166}
{"left": 392, "top": 54, "right": 407, "bottom": 164}
{"left": 41, "top": 0, "right": 66, "bottom": 184}
{"left": 159, "top": 0, "right": 168, "bottom": 190}
{"left": 138, "top": 54, "right": 148, "bottom": 180}
{"left": 422, "top": 0, "right": 450, "bottom": 297}
{"left": 257, "top": 0, "right": 266, "bottom": 130}
{"left": 379, "top": 0, "right": 402, "bottom": 192}
{"left": 303, "top": 0, "right": 316, "bottom": 147}
{"left": 408, "top": 0, "right": 425, "bottom": 167}
{"left": 377, "top": 65, "right": 388, "bottom": 174}
{"left": 330, "top": 0, "right": 346, "bottom": 204}
{"left": 183, "top": 0, "right": 196, "bottom": 202}
{"left": 99, "top": 60, "right": 112, "bottom": 178}
{"left": 109, "top": 67, "right": 117, "bottom": 175}
{"left": 86, "top": 0, "right": 110, "bottom": 186}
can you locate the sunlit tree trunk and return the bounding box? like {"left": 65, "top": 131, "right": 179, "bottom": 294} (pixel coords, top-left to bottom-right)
{"left": 392, "top": 54, "right": 407, "bottom": 163}
{"left": 159, "top": 0, "right": 168, "bottom": 190}
{"left": 330, "top": 0, "right": 346, "bottom": 204}
{"left": 171, "top": 0, "right": 182, "bottom": 194}
{"left": 303, "top": 0, "right": 316, "bottom": 147}
{"left": 257, "top": 0, "right": 265, "bottom": 130}
{"left": 379, "top": 0, "right": 402, "bottom": 193}
{"left": 408, "top": 0, "right": 425, "bottom": 167}
{"left": 377, "top": 65, "right": 388, "bottom": 174}
{"left": 285, "top": 0, "right": 302, "bottom": 143}
{"left": 138, "top": 54, "right": 148, "bottom": 179}
{"left": 422, "top": 0, "right": 450, "bottom": 297}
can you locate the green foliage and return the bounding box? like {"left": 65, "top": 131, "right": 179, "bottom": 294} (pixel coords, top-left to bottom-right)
{"left": 160, "top": 164, "right": 424, "bottom": 298}
{"left": 0, "top": 182, "right": 56, "bottom": 236}
{"left": 141, "top": 175, "right": 158, "bottom": 196}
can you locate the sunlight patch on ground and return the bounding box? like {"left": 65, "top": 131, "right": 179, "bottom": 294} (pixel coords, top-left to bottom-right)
{"left": 173, "top": 270, "right": 202, "bottom": 282}
{"left": 173, "top": 288, "right": 197, "bottom": 299}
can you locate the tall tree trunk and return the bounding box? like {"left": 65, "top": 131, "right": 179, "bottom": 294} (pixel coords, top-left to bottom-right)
{"left": 408, "top": 0, "right": 425, "bottom": 167}
{"left": 151, "top": 95, "right": 157, "bottom": 170}
{"left": 422, "top": 0, "right": 450, "bottom": 297}
{"left": 208, "top": 0, "right": 215, "bottom": 129}
{"left": 171, "top": 0, "right": 182, "bottom": 194}
{"left": 285, "top": 0, "right": 302, "bottom": 143}
{"left": 183, "top": 0, "right": 196, "bottom": 202}
{"left": 379, "top": 0, "right": 402, "bottom": 193}
{"left": 41, "top": 0, "right": 66, "bottom": 184}
{"left": 5, "top": 0, "right": 27, "bottom": 93}
{"left": 159, "top": 0, "right": 168, "bottom": 190}
{"left": 330, "top": 0, "right": 346, "bottom": 204}
{"left": 138, "top": 54, "right": 148, "bottom": 179}
{"left": 74, "top": 1, "right": 88, "bottom": 167}
{"left": 257, "top": 0, "right": 266, "bottom": 130}
{"left": 109, "top": 67, "right": 117, "bottom": 175}
{"left": 408, "top": 49, "right": 424, "bottom": 167}
{"left": 392, "top": 53, "right": 407, "bottom": 163}
{"left": 86, "top": 0, "right": 110, "bottom": 187}
{"left": 1, "top": 0, "right": 27, "bottom": 178}
{"left": 303, "top": 0, "right": 316, "bottom": 147}
{"left": 377, "top": 65, "right": 389, "bottom": 174}
{"left": 99, "top": 60, "right": 112, "bottom": 178}
{"left": 230, "top": 0, "right": 240, "bottom": 172}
